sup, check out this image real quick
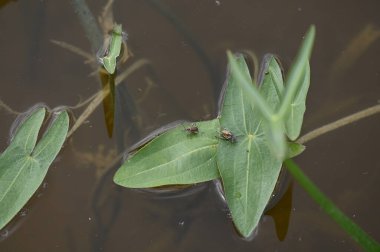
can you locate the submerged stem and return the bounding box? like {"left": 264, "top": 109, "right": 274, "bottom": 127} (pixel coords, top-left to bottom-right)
{"left": 0, "top": 99, "right": 21, "bottom": 115}
{"left": 285, "top": 159, "right": 380, "bottom": 252}
{"left": 297, "top": 104, "right": 380, "bottom": 144}
{"left": 71, "top": 0, "right": 103, "bottom": 53}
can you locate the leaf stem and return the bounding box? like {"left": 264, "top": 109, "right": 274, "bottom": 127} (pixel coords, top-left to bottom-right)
{"left": 284, "top": 159, "right": 380, "bottom": 252}
{"left": 297, "top": 103, "right": 380, "bottom": 144}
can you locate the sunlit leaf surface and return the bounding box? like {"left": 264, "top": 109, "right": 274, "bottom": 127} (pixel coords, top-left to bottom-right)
{"left": 259, "top": 54, "right": 284, "bottom": 111}
{"left": 114, "top": 26, "right": 316, "bottom": 239}
{"left": 114, "top": 119, "right": 220, "bottom": 188}
{"left": 217, "top": 55, "right": 282, "bottom": 237}
{"left": 0, "top": 107, "right": 69, "bottom": 229}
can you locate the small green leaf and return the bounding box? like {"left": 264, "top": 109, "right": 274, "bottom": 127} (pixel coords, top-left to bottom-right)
{"left": 217, "top": 54, "right": 282, "bottom": 237}
{"left": 0, "top": 108, "right": 69, "bottom": 230}
{"left": 286, "top": 142, "right": 305, "bottom": 159}
{"left": 98, "top": 24, "right": 124, "bottom": 74}
{"left": 114, "top": 119, "right": 220, "bottom": 188}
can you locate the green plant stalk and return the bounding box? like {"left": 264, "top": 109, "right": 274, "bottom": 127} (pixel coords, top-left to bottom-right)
{"left": 276, "top": 25, "right": 315, "bottom": 119}
{"left": 284, "top": 159, "right": 380, "bottom": 252}
{"left": 227, "top": 51, "right": 273, "bottom": 121}
{"left": 71, "top": 0, "right": 103, "bottom": 53}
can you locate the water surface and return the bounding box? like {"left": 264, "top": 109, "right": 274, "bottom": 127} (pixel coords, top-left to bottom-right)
{"left": 0, "top": 0, "right": 379, "bottom": 251}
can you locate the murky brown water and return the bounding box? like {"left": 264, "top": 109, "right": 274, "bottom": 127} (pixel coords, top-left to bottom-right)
{"left": 0, "top": 0, "right": 379, "bottom": 251}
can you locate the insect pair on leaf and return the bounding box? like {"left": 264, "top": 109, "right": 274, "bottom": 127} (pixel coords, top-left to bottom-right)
{"left": 184, "top": 123, "right": 236, "bottom": 143}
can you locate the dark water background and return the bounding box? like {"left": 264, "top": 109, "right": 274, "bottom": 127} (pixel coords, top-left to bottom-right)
{"left": 0, "top": 0, "right": 379, "bottom": 251}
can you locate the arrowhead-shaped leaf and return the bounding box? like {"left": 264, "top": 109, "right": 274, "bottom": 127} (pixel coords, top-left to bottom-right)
{"left": 217, "top": 54, "right": 282, "bottom": 237}
{"left": 114, "top": 119, "right": 220, "bottom": 188}
{"left": 0, "top": 107, "right": 69, "bottom": 229}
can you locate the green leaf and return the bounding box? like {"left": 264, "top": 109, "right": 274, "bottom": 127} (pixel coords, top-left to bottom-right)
{"left": 258, "top": 55, "right": 287, "bottom": 159}
{"left": 226, "top": 51, "right": 273, "bottom": 122}
{"left": 217, "top": 54, "right": 282, "bottom": 237}
{"left": 0, "top": 107, "right": 69, "bottom": 230}
{"left": 276, "top": 25, "right": 315, "bottom": 120}
{"left": 285, "top": 61, "right": 310, "bottom": 140}
{"left": 286, "top": 142, "right": 305, "bottom": 159}
{"left": 98, "top": 24, "right": 124, "bottom": 74}
{"left": 114, "top": 119, "right": 220, "bottom": 188}
{"left": 262, "top": 119, "right": 286, "bottom": 160}
{"left": 10, "top": 107, "right": 45, "bottom": 153}
{"left": 259, "top": 54, "right": 284, "bottom": 111}
{"left": 228, "top": 52, "right": 288, "bottom": 159}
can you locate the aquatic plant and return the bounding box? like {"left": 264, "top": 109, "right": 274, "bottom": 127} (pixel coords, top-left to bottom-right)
{"left": 0, "top": 12, "right": 379, "bottom": 250}
{"left": 0, "top": 107, "right": 69, "bottom": 229}
{"left": 111, "top": 26, "right": 380, "bottom": 251}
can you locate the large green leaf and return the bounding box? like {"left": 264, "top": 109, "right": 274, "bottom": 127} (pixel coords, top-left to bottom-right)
{"left": 0, "top": 107, "right": 69, "bottom": 230}
{"left": 114, "top": 119, "right": 220, "bottom": 188}
{"left": 217, "top": 54, "right": 282, "bottom": 237}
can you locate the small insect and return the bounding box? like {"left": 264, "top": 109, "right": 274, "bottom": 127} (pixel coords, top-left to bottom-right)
{"left": 184, "top": 123, "right": 199, "bottom": 134}
{"left": 220, "top": 128, "right": 237, "bottom": 143}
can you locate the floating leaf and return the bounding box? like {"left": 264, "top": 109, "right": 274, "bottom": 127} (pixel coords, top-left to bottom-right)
{"left": 227, "top": 52, "right": 286, "bottom": 159}
{"left": 113, "top": 26, "right": 316, "bottom": 239}
{"left": 217, "top": 54, "right": 282, "bottom": 237}
{"left": 0, "top": 107, "right": 69, "bottom": 230}
{"left": 114, "top": 119, "right": 220, "bottom": 188}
